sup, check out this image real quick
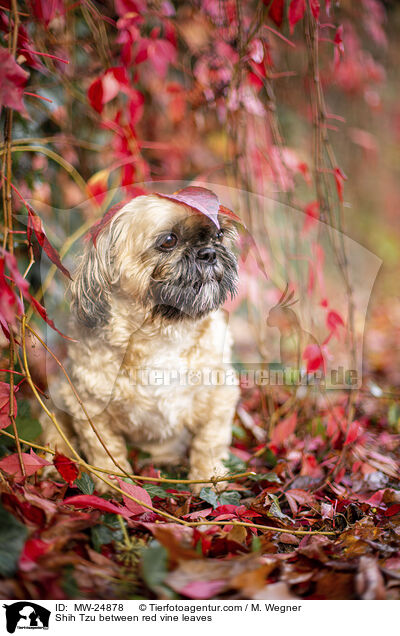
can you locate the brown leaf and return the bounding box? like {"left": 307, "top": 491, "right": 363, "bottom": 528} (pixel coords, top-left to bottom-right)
{"left": 355, "top": 556, "right": 386, "bottom": 599}
{"left": 227, "top": 524, "right": 248, "bottom": 544}
{"left": 252, "top": 582, "right": 300, "bottom": 600}
{"left": 166, "top": 553, "right": 266, "bottom": 599}
{"left": 152, "top": 524, "right": 200, "bottom": 562}
{"left": 231, "top": 560, "right": 279, "bottom": 597}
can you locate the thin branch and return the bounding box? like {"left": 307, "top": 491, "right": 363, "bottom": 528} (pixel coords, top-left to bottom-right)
{"left": 2, "top": 0, "right": 24, "bottom": 477}
{"left": 185, "top": 520, "right": 338, "bottom": 536}
{"left": 0, "top": 428, "right": 256, "bottom": 485}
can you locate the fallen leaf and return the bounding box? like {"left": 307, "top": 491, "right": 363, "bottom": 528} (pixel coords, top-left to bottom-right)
{"left": 355, "top": 556, "right": 386, "bottom": 599}
{"left": 0, "top": 449, "right": 50, "bottom": 482}
{"left": 115, "top": 478, "right": 153, "bottom": 515}
{"left": 63, "top": 494, "right": 132, "bottom": 519}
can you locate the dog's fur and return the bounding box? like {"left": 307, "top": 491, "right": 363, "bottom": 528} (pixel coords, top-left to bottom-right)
{"left": 41, "top": 194, "right": 239, "bottom": 491}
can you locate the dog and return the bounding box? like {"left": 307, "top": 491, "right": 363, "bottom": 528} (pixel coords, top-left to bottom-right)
{"left": 41, "top": 189, "right": 240, "bottom": 492}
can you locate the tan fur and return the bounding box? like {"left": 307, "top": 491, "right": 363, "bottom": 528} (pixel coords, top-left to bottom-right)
{"left": 40, "top": 195, "right": 239, "bottom": 492}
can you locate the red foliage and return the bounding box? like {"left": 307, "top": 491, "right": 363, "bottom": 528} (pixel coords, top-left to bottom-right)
{"left": 27, "top": 203, "right": 72, "bottom": 279}
{"left": 0, "top": 46, "right": 29, "bottom": 115}
{"left": 303, "top": 343, "right": 325, "bottom": 373}
{"left": 288, "top": 0, "right": 306, "bottom": 34}
{"left": 156, "top": 186, "right": 225, "bottom": 228}
{"left": 0, "top": 381, "right": 17, "bottom": 429}
{"left": 0, "top": 449, "right": 50, "bottom": 482}
{"left": 115, "top": 477, "right": 153, "bottom": 516}
{"left": 63, "top": 494, "right": 133, "bottom": 519}
{"left": 53, "top": 453, "right": 79, "bottom": 485}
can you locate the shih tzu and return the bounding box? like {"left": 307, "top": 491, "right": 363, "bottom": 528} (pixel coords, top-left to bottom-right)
{"left": 41, "top": 188, "right": 239, "bottom": 491}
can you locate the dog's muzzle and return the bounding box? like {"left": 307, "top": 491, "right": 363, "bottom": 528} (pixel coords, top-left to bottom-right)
{"left": 150, "top": 246, "right": 238, "bottom": 321}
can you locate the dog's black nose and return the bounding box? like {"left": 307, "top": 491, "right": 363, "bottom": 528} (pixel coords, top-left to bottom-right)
{"left": 197, "top": 247, "right": 217, "bottom": 264}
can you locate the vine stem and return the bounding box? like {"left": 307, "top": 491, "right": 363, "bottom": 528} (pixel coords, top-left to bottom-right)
{"left": 185, "top": 520, "right": 337, "bottom": 536}
{"left": 2, "top": 0, "right": 24, "bottom": 477}
{"left": 0, "top": 428, "right": 256, "bottom": 485}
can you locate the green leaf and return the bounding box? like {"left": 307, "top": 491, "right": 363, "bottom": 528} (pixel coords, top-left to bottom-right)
{"left": 170, "top": 482, "right": 191, "bottom": 492}
{"left": 101, "top": 514, "right": 124, "bottom": 540}
{"left": 0, "top": 503, "right": 28, "bottom": 576}
{"left": 140, "top": 540, "right": 168, "bottom": 591}
{"left": 222, "top": 452, "right": 247, "bottom": 473}
{"left": 75, "top": 472, "right": 95, "bottom": 495}
{"left": 199, "top": 487, "right": 219, "bottom": 509}
{"left": 249, "top": 471, "right": 280, "bottom": 483}
{"left": 142, "top": 483, "right": 169, "bottom": 499}
{"left": 16, "top": 400, "right": 31, "bottom": 420}
{"left": 263, "top": 448, "right": 277, "bottom": 468}
{"left": 388, "top": 403, "right": 400, "bottom": 431}
{"left": 232, "top": 423, "right": 247, "bottom": 440}
{"left": 218, "top": 491, "right": 241, "bottom": 506}
{"left": 62, "top": 565, "right": 79, "bottom": 597}
{"left": 17, "top": 417, "right": 42, "bottom": 442}
{"left": 91, "top": 524, "right": 115, "bottom": 552}
{"left": 251, "top": 535, "right": 262, "bottom": 552}
{"left": 3, "top": 400, "right": 42, "bottom": 446}
{"left": 268, "top": 494, "right": 293, "bottom": 524}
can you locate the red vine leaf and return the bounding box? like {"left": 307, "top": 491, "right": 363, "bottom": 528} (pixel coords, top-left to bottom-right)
{"left": 87, "top": 67, "right": 132, "bottom": 113}
{"left": 63, "top": 494, "right": 133, "bottom": 519}
{"left": 0, "top": 381, "right": 17, "bottom": 430}
{"left": 310, "top": 0, "right": 320, "bottom": 19}
{"left": 0, "top": 46, "right": 29, "bottom": 116}
{"left": 0, "top": 248, "right": 72, "bottom": 339}
{"left": 218, "top": 204, "right": 241, "bottom": 223}
{"left": 155, "top": 187, "right": 240, "bottom": 228}
{"left": 26, "top": 203, "right": 72, "bottom": 279}
{"left": 86, "top": 170, "right": 109, "bottom": 206}
{"left": 344, "top": 420, "right": 362, "bottom": 446}
{"left": 53, "top": 453, "right": 79, "bottom": 485}
{"left": 326, "top": 309, "right": 345, "bottom": 335}
{"left": 0, "top": 449, "right": 50, "bottom": 482}
{"left": 288, "top": 0, "right": 306, "bottom": 34}
{"left": 29, "top": 0, "right": 65, "bottom": 26}
{"left": 29, "top": 297, "right": 74, "bottom": 340}
{"left": 303, "top": 343, "right": 325, "bottom": 373}
{"left": 334, "top": 167, "right": 347, "bottom": 202}
{"left": 116, "top": 477, "right": 153, "bottom": 516}
{"left": 19, "top": 538, "right": 52, "bottom": 572}
{"left": 0, "top": 256, "right": 22, "bottom": 330}
{"left": 270, "top": 412, "right": 297, "bottom": 447}
{"left": 266, "top": 0, "right": 284, "bottom": 27}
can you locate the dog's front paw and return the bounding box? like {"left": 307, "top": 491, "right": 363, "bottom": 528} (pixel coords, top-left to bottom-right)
{"left": 189, "top": 461, "right": 229, "bottom": 495}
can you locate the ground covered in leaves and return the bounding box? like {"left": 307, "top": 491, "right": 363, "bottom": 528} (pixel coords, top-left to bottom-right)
{"left": 1, "top": 319, "right": 400, "bottom": 602}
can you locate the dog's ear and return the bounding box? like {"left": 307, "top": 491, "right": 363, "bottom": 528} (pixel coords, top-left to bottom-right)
{"left": 70, "top": 235, "right": 115, "bottom": 328}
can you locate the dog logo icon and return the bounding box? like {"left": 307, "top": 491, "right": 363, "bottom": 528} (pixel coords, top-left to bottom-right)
{"left": 3, "top": 602, "right": 50, "bottom": 634}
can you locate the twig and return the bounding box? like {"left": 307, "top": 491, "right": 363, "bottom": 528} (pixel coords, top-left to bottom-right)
{"left": 0, "top": 428, "right": 256, "bottom": 485}
{"left": 183, "top": 520, "right": 337, "bottom": 536}
{"left": 117, "top": 514, "right": 132, "bottom": 548}
{"left": 2, "top": 0, "right": 24, "bottom": 477}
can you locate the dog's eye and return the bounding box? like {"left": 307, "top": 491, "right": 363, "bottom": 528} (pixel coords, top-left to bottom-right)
{"left": 159, "top": 233, "right": 178, "bottom": 250}
{"left": 216, "top": 229, "right": 224, "bottom": 241}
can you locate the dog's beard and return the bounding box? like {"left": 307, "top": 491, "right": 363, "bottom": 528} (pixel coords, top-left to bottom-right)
{"left": 148, "top": 247, "right": 238, "bottom": 320}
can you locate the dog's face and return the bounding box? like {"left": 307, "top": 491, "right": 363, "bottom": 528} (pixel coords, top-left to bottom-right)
{"left": 144, "top": 209, "right": 238, "bottom": 320}
{"left": 72, "top": 195, "right": 238, "bottom": 327}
